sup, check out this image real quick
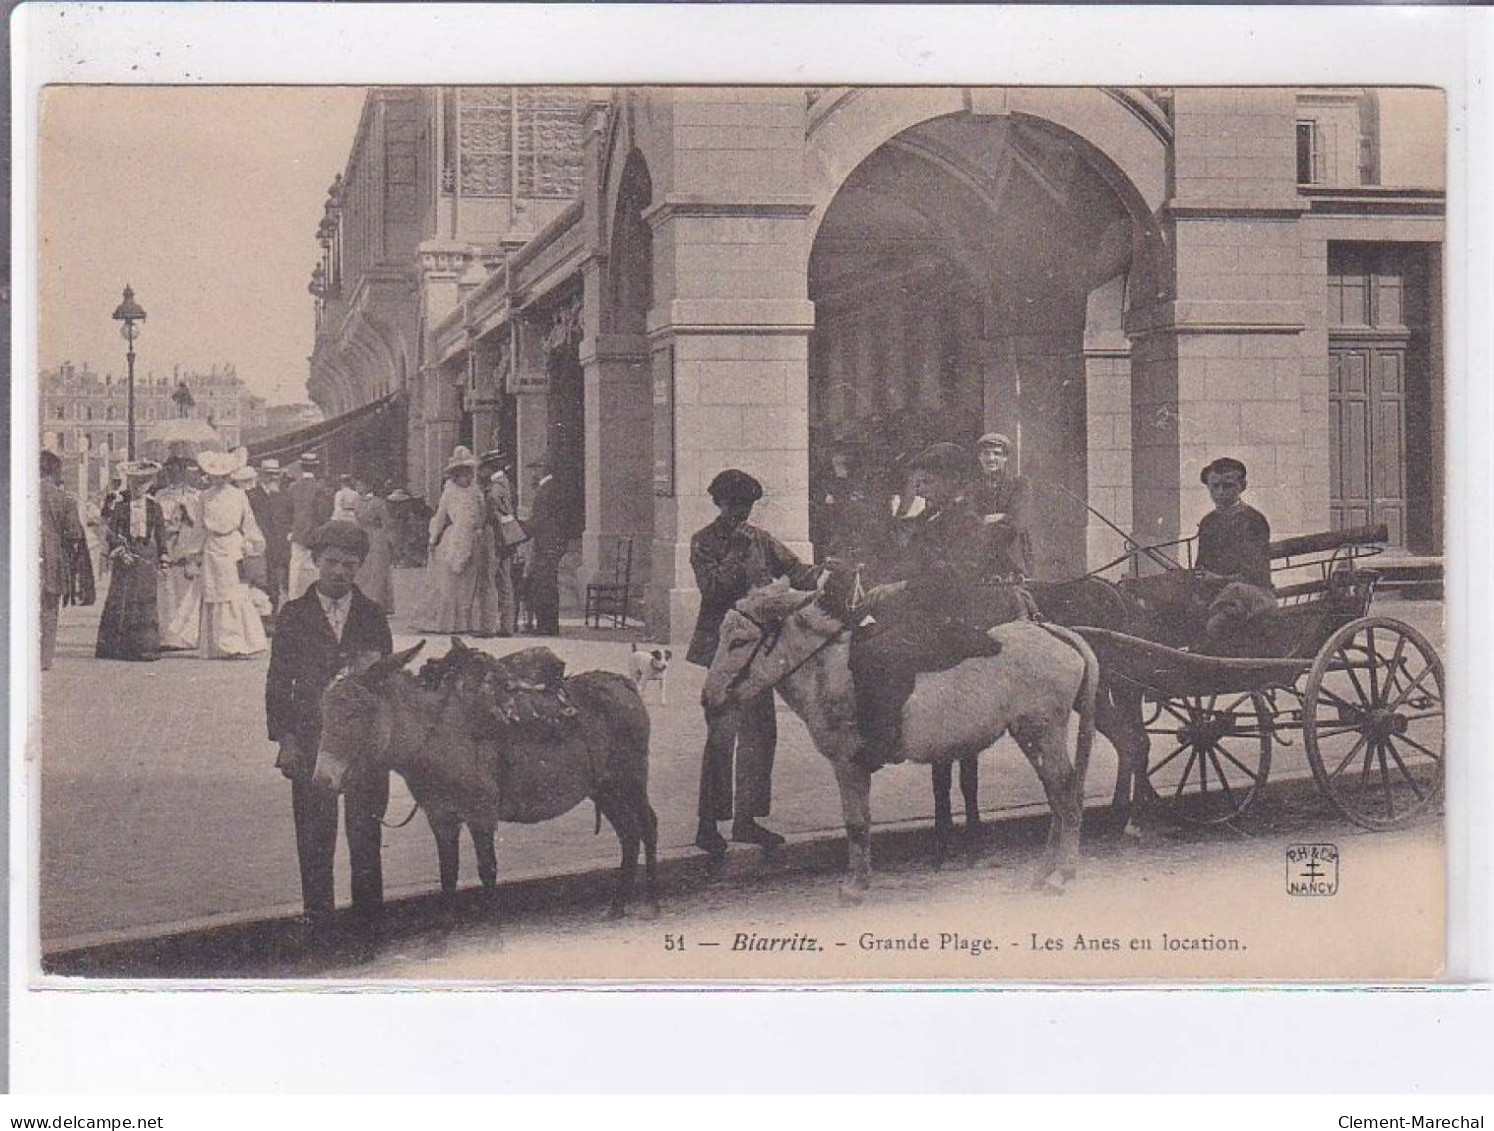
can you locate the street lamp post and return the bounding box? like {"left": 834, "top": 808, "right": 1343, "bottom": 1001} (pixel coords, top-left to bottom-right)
{"left": 111, "top": 285, "right": 147, "bottom": 461}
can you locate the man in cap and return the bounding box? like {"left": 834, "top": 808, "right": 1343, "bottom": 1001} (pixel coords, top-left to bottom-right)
{"left": 479, "top": 449, "right": 519, "bottom": 636}
{"left": 286, "top": 453, "right": 335, "bottom": 601}
{"left": 689, "top": 468, "right": 819, "bottom": 854}
{"left": 972, "top": 432, "right": 1033, "bottom": 581}
{"left": 265, "top": 519, "right": 392, "bottom": 940}
{"left": 525, "top": 456, "right": 567, "bottom": 636}
{"left": 847, "top": 442, "right": 1006, "bottom": 771}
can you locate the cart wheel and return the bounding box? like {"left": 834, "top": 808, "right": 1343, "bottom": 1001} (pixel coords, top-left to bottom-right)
{"left": 1303, "top": 616, "right": 1443, "bottom": 830}
{"left": 1141, "top": 691, "right": 1273, "bottom": 825}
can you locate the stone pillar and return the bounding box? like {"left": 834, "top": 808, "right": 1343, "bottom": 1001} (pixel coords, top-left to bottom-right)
{"left": 1084, "top": 274, "right": 1134, "bottom": 571}
{"left": 642, "top": 88, "right": 816, "bottom": 642}
{"left": 510, "top": 316, "right": 550, "bottom": 513}
{"left": 418, "top": 239, "right": 474, "bottom": 501}
{"left": 1127, "top": 88, "right": 1308, "bottom": 563}
{"left": 578, "top": 327, "right": 654, "bottom": 589}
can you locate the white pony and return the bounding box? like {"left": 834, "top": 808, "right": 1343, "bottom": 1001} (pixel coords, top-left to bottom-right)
{"left": 702, "top": 579, "right": 1099, "bottom": 901}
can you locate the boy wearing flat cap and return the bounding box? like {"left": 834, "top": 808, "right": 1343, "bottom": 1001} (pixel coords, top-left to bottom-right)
{"left": 688, "top": 469, "right": 818, "bottom": 855}
{"left": 1195, "top": 457, "right": 1272, "bottom": 589}
{"left": 972, "top": 432, "right": 1034, "bottom": 581}
{"left": 265, "top": 519, "right": 392, "bottom": 938}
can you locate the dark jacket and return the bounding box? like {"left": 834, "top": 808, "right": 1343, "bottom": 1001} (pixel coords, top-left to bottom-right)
{"left": 287, "top": 476, "right": 335, "bottom": 547}
{"left": 885, "top": 500, "right": 1018, "bottom": 633}
{"left": 527, "top": 475, "right": 567, "bottom": 555}
{"left": 971, "top": 471, "right": 1034, "bottom": 579}
{"left": 246, "top": 485, "right": 279, "bottom": 557}
{"left": 1196, "top": 503, "right": 1272, "bottom": 590}
{"left": 265, "top": 586, "right": 393, "bottom": 749}
{"left": 41, "top": 479, "right": 85, "bottom": 596}
{"left": 687, "top": 518, "right": 814, "bottom": 667}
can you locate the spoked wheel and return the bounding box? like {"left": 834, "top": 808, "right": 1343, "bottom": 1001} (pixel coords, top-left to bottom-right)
{"left": 1303, "top": 616, "right": 1444, "bottom": 830}
{"left": 1141, "top": 691, "right": 1274, "bottom": 825}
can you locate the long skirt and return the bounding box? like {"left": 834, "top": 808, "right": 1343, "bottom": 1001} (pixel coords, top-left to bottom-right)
{"left": 201, "top": 583, "right": 269, "bottom": 658}
{"left": 418, "top": 538, "right": 503, "bottom": 634}
{"left": 95, "top": 557, "right": 161, "bottom": 661}
{"left": 355, "top": 530, "right": 396, "bottom": 615}
{"left": 158, "top": 562, "right": 201, "bottom": 650}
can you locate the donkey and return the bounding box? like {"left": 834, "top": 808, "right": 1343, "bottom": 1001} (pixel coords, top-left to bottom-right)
{"left": 315, "top": 641, "right": 660, "bottom": 920}
{"left": 702, "top": 579, "right": 1099, "bottom": 901}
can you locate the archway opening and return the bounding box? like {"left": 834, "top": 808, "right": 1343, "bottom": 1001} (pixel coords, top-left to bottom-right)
{"left": 808, "top": 112, "right": 1144, "bottom": 578}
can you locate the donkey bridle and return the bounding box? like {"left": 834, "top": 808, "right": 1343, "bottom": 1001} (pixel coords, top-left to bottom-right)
{"left": 725, "top": 601, "right": 847, "bottom": 697}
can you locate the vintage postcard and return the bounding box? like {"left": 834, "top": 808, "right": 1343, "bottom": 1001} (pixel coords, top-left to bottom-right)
{"left": 28, "top": 78, "right": 1448, "bottom": 985}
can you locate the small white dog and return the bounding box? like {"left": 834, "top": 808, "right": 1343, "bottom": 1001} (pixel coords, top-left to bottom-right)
{"left": 629, "top": 644, "right": 672, "bottom": 704}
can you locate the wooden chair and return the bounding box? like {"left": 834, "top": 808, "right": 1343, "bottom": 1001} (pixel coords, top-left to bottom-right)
{"left": 585, "top": 536, "right": 635, "bottom": 628}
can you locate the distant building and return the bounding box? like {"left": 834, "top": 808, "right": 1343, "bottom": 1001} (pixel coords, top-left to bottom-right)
{"left": 309, "top": 85, "right": 1447, "bottom": 640}
{"left": 40, "top": 361, "right": 257, "bottom": 496}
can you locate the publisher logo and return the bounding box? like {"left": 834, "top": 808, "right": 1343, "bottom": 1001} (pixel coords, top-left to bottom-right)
{"left": 1286, "top": 843, "right": 1339, "bottom": 896}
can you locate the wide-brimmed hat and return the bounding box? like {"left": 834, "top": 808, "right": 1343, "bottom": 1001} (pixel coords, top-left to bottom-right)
{"left": 197, "top": 449, "right": 244, "bottom": 478}
{"left": 976, "top": 432, "right": 1012, "bottom": 454}
{"left": 230, "top": 465, "right": 258, "bottom": 485}
{"left": 386, "top": 488, "right": 412, "bottom": 502}
{"left": 907, "top": 442, "right": 970, "bottom": 479}
{"left": 478, "top": 448, "right": 509, "bottom": 467}
{"left": 307, "top": 520, "right": 370, "bottom": 560}
{"left": 124, "top": 459, "right": 161, "bottom": 480}
{"left": 708, "top": 468, "right": 763, "bottom": 505}
{"left": 258, "top": 457, "right": 282, "bottom": 475}
{"left": 444, "top": 445, "right": 478, "bottom": 475}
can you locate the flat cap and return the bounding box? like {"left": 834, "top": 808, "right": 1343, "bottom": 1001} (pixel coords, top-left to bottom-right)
{"left": 707, "top": 468, "right": 763, "bottom": 504}
{"left": 1200, "top": 456, "right": 1248, "bottom": 484}
{"left": 976, "top": 432, "right": 1012, "bottom": 453}
{"left": 907, "top": 442, "right": 971, "bottom": 478}
{"left": 307, "top": 520, "right": 370, "bottom": 560}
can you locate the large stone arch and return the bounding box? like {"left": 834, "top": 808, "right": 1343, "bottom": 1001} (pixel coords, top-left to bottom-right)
{"left": 807, "top": 86, "right": 1169, "bottom": 236}
{"left": 805, "top": 93, "right": 1171, "bottom": 577}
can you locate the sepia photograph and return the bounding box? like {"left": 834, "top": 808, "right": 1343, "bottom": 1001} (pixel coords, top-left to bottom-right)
{"left": 28, "top": 77, "right": 1449, "bottom": 984}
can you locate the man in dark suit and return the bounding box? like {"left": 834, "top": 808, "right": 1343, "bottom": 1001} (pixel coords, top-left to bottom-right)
{"left": 525, "top": 457, "right": 567, "bottom": 636}
{"left": 253, "top": 459, "right": 292, "bottom": 611}
{"left": 265, "top": 520, "right": 392, "bottom": 935}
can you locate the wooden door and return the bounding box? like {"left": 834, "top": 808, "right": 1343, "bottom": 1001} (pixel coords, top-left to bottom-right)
{"left": 1330, "top": 344, "right": 1407, "bottom": 546}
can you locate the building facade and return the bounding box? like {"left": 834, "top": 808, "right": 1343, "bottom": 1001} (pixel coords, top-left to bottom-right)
{"left": 41, "top": 361, "right": 259, "bottom": 495}
{"left": 309, "top": 86, "right": 1446, "bottom": 640}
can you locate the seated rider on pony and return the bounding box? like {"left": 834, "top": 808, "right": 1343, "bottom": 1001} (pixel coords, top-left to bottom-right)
{"left": 845, "top": 442, "right": 1024, "bottom": 772}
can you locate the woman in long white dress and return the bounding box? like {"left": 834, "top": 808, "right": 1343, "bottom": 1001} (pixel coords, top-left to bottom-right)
{"left": 155, "top": 455, "right": 205, "bottom": 651}
{"left": 194, "top": 449, "right": 268, "bottom": 659}
{"left": 418, "top": 446, "right": 503, "bottom": 635}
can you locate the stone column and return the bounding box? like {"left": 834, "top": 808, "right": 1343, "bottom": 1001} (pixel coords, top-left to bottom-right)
{"left": 1084, "top": 274, "right": 1134, "bottom": 571}
{"left": 418, "top": 239, "right": 474, "bottom": 501}
{"left": 1126, "top": 88, "right": 1308, "bottom": 562}
{"left": 578, "top": 326, "right": 654, "bottom": 590}
{"left": 642, "top": 88, "right": 816, "bottom": 642}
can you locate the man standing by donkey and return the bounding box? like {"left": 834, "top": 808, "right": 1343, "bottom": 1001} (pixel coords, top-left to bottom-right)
{"left": 265, "top": 520, "right": 392, "bottom": 946}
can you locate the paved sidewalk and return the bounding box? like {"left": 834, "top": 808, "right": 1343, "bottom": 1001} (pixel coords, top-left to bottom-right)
{"left": 32, "top": 568, "right": 1445, "bottom": 947}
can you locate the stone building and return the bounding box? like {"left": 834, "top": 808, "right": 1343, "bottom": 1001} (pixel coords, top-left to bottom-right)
{"left": 41, "top": 361, "right": 257, "bottom": 495}
{"left": 307, "top": 86, "right": 1446, "bottom": 640}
